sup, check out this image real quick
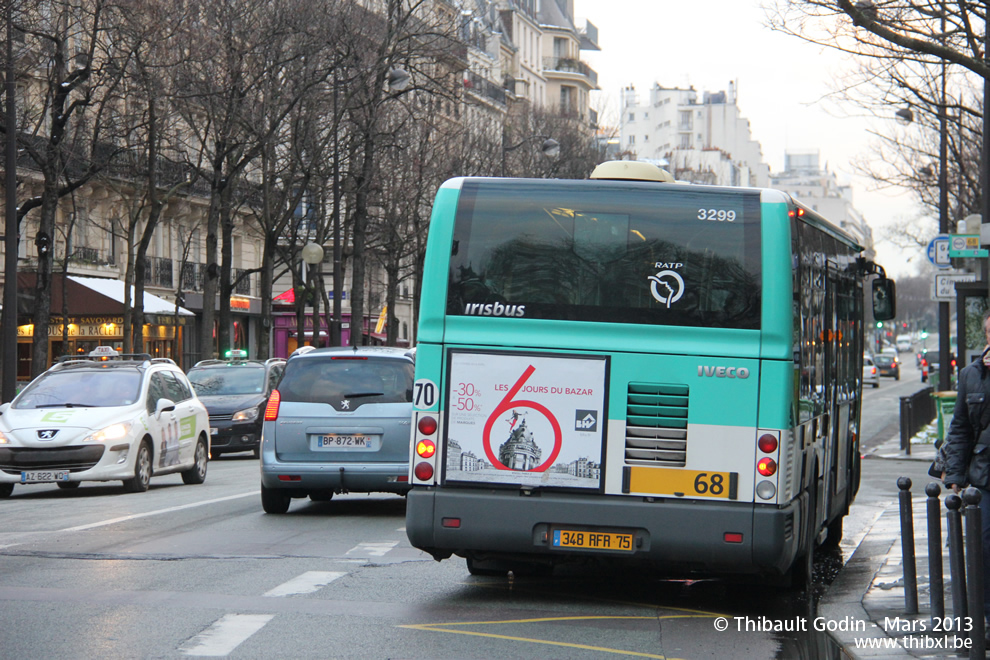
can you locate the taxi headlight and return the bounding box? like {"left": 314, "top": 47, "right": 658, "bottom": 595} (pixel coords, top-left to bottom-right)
{"left": 0, "top": 429, "right": 8, "bottom": 444}
{"left": 232, "top": 407, "right": 259, "bottom": 423}
{"left": 82, "top": 421, "right": 133, "bottom": 443}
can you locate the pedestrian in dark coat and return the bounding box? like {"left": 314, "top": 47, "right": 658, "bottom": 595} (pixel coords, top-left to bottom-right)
{"left": 943, "top": 309, "right": 990, "bottom": 632}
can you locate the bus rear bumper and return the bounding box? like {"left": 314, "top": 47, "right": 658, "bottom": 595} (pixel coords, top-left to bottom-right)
{"left": 406, "top": 487, "right": 802, "bottom": 577}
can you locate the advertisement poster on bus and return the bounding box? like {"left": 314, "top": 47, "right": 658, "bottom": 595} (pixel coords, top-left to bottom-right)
{"left": 445, "top": 351, "right": 607, "bottom": 489}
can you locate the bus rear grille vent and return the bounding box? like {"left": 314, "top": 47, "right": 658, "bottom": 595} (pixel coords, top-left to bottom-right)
{"left": 625, "top": 382, "right": 688, "bottom": 467}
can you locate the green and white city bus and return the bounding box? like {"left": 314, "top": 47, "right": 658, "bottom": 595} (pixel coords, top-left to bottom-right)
{"left": 405, "top": 161, "right": 895, "bottom": 587}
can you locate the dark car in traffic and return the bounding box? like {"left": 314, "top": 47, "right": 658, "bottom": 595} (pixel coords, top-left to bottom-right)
{"left": 186, "top": 352, "right": 285, "bottom": 458}
{"left": 873, "top": 353, "right": 900, "bottom": 380}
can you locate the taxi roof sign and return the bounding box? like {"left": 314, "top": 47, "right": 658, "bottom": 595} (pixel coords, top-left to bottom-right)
{"left": 225, "top": 349, "right": 248, "bottom": 360}
{"left": 89, "top": 346, "right": 119, "bottom": 358}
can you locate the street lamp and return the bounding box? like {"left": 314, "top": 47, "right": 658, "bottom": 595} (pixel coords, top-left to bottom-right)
{"left": 501, "top": 135, "right": 560, "bottom": 177}
{"left": 330, "top": 65, "right": 411, "bottom": 347}
{"left": 301, "top": 242, "right": 324, "bottom": 347}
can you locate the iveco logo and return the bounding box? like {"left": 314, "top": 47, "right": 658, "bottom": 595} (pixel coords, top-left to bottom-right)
{"left": 697, "top": 366, "right": 750, "bottom": 379}
{"left": 37, "top": 429, "right": 60, "bottom": 440}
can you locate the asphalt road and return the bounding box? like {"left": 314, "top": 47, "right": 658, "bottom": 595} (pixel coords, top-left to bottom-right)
{"left": 0, "top": 365, "right": 917, "bottom": 660}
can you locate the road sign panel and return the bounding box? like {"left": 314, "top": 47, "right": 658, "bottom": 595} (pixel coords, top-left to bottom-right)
{"left": 932, "top": 272, "right": 977, "bottom": 300}
{"left": 928, "top": 235, "right": 950, "bottom": 268}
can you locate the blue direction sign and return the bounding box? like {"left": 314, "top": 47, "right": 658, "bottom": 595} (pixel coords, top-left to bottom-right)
{"left": 928, "top": 234, "right": 950, "bottom": 268}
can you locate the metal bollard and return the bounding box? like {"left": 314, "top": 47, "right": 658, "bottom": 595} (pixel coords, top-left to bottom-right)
{"left": 946, "top": 493, "right": 967, "bottom": 624}
{"left": 898, "top": 477, "right": 918, "bottom": 614}
{"left": 926, "top": 482, "right": 945, "bottom": 623}
{"left": 962, "top": 488, "right": 985, "bottom": 660}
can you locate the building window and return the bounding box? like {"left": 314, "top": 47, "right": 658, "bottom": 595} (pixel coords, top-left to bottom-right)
{"left": 628, "top": 135, "right": 636, "bottom": 145}
{"left": 628, "top": 112, "right": 635, "bottom": 122}
{"left": 644, "top": 135, "right": 649, "bottom": 142}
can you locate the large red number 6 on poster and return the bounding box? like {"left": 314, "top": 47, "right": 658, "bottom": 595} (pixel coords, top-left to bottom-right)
{"left": 482, "top": 365, "right": 562, "bottom": 471}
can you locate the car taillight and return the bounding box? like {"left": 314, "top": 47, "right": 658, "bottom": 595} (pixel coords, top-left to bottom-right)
{"left": 758, "top": 433, "right": 778, "bottom": 454}
{"left": 757, "top": 457, "right": 777, "bottom": 476}
{"left": 414, "top": 462, "right": 434, "bottom": 480}
{"left": 416, "top": 438, "right": 436, "bottom": 458}
{"left": 264, "top": 390, "right": 281, "bottom": 421}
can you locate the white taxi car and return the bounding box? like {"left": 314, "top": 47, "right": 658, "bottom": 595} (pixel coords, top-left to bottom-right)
{"left": 0, "top": 348, "right": 211, "bottom": 497}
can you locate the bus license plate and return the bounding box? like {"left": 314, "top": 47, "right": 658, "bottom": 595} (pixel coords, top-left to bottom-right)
{"left": 552, "top": 529, "right": 634, "bottom": 552}
{"left": 21, "top": 470, "right": 70, "bottom": 483}
{"left": 627, "top": 466, "right": 738, "bottom": 500}
{"left": 317, "top": 435, "right": 370, "bottom": 448}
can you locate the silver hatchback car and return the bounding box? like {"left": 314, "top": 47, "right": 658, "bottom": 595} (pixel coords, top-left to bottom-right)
{"left": 259, "top": 346, "right": 415, "bottom": 513}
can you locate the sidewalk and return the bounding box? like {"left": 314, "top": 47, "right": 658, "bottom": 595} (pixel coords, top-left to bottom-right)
{"left": 821, "top": 436, "right": 980, "bottom": 658}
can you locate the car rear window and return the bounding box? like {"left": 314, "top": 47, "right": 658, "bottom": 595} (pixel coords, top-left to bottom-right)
{"left": 188, "top": 367, "right": 266, "bottom": 395}
{"left": 278, "top": 357, "right": 413, "bottom": 409}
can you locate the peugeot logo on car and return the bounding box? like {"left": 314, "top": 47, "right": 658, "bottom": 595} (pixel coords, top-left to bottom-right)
{"left": 37, "top": 429, "right": 60, "bottom": 440}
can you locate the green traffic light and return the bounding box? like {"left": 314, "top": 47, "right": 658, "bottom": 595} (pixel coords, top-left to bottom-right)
{"left": 876, "top": 321, "right": 883, "bottom": 329}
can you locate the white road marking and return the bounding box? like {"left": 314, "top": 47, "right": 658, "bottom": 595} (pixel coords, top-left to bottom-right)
{"left": 346, "top": 541, "right": 398, "bottom": 557}
{"left": 180, "top": 613, "right": 273, "bottom": 656}
{"left": 263, "top": 571, "right": 346, "bottom": 597}
{"left": 59, "top": 491, "right": 257, "bottom": 532}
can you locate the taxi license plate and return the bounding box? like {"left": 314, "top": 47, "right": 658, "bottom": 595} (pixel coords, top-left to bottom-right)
{"left": 626, "top": 466, "right": 738, "bottom": 500}
{"left": 21, "top": 470, "right": 70, "bottom": 483}
{"left": 317, "top": 435, "right": 370, "bottom": 448}
{"left": 552, "top": 529, "right": 634, "bottom": 552}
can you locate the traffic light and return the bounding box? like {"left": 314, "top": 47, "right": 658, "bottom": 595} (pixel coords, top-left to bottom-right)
{"left": 921, "top": 330, "right": 929, "bottom": 339}
{"left": 876, "top": 321, "right": 883, "bottom": 329}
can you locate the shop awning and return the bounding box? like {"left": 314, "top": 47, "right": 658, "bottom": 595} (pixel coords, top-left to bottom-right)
{"left": 273, "top": 289, "right": 295, "bottom": 304}
{"left": 17, "top": 273, "right": 193, "bottom": 324}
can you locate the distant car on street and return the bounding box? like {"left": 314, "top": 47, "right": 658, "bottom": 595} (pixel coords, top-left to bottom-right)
{"left": 863, "top": 354, "right": 880, "bottom": 389}
{"left": 873, "top": 353, "right": 900, "bottom": 380}
{"left": 186, "top": 352, "right": 285, "bottom": 459}
{"left": 896, "top": 334, "right": 912, "bottom": 353}
{"left": 0, "top": 347, "right": 210, "bottom": 497}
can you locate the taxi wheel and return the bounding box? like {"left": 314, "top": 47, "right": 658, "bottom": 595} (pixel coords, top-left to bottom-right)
{"left": 252, "top": 447, "right": 260, "bottom": 459}
{"left": 123, "top": 441, "right": 153, "bottom": 493}
{"left": 182, "top": 437, "right": 209, "bottom": 485}
{"left": 0, "top": 483, "right": 12, "bottom": 498}
{"left": 261, "top": 484, "right": 291, "bottom": 514}
{"left": 56, "top": 481, "right": 80, "bottom": 490}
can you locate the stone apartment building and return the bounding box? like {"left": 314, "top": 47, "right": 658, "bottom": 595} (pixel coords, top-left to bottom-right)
{"left": 1, "top": 0, "right": 601, "bottom": 383}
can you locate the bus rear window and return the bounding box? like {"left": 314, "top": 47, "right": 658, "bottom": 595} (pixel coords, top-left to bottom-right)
{"left": 447, "top": 179, "right": 762, "bottom": 329}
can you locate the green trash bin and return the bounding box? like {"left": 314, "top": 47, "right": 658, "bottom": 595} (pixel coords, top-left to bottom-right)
{"left": 933, "top": 391, "right": 957, "bottom": 443}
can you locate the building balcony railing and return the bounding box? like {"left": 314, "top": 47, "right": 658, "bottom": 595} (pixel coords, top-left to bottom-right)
{"left": 142, "top": 256, "right": 173, "bottom": 289}
{"left": 181, "top": 262, "right": 205, "bottom": 292}
{"left": 234, "top": 268, "right": 251, "bottom": 295}
{"left": 67, "top": 246, "right": 114, "bottom": 267}
{"left": 543, "top": 57, "right": 598, "bottom": 87}
{"left": 463, "top": 71, "right": 506, "bottom": 105}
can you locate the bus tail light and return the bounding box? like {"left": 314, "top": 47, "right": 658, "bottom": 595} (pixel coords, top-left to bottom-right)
{"left": 418, "top": 416, "right": 438, "bottom": 435}
{"left": 758, "top": 433, "right": 778, "bottom": 454}
{"left": 416, "top": 439, "right": 436, "bottom": 458}
{"left": 264, "top": 390, "right": 281, "bottom": 421}
{"left": 411, "top": 411, "right": 442, "bottom": 485}
{"left": 723, "top": 532, "right": 743, "bottom": 544}
{"left": 757, "top": 457, "right": 777, "bottom": 477}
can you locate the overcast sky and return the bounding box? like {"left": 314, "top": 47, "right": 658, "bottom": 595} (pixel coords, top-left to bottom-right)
{"left": 573, "top": 0, "right": 921, "bottom": 277}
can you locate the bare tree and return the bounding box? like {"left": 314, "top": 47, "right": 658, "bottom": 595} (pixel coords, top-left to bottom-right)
{"left": 7, "top": 0, "right": 128, "bottom": 376}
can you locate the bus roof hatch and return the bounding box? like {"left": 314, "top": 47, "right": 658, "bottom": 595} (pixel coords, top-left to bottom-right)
{"left": 589, "top": 160, "right": 675, "bottom": 183}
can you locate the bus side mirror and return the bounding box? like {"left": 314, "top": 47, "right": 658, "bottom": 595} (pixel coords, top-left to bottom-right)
{"left": 872, "top": 278, "right": 896, "bottom": 321}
